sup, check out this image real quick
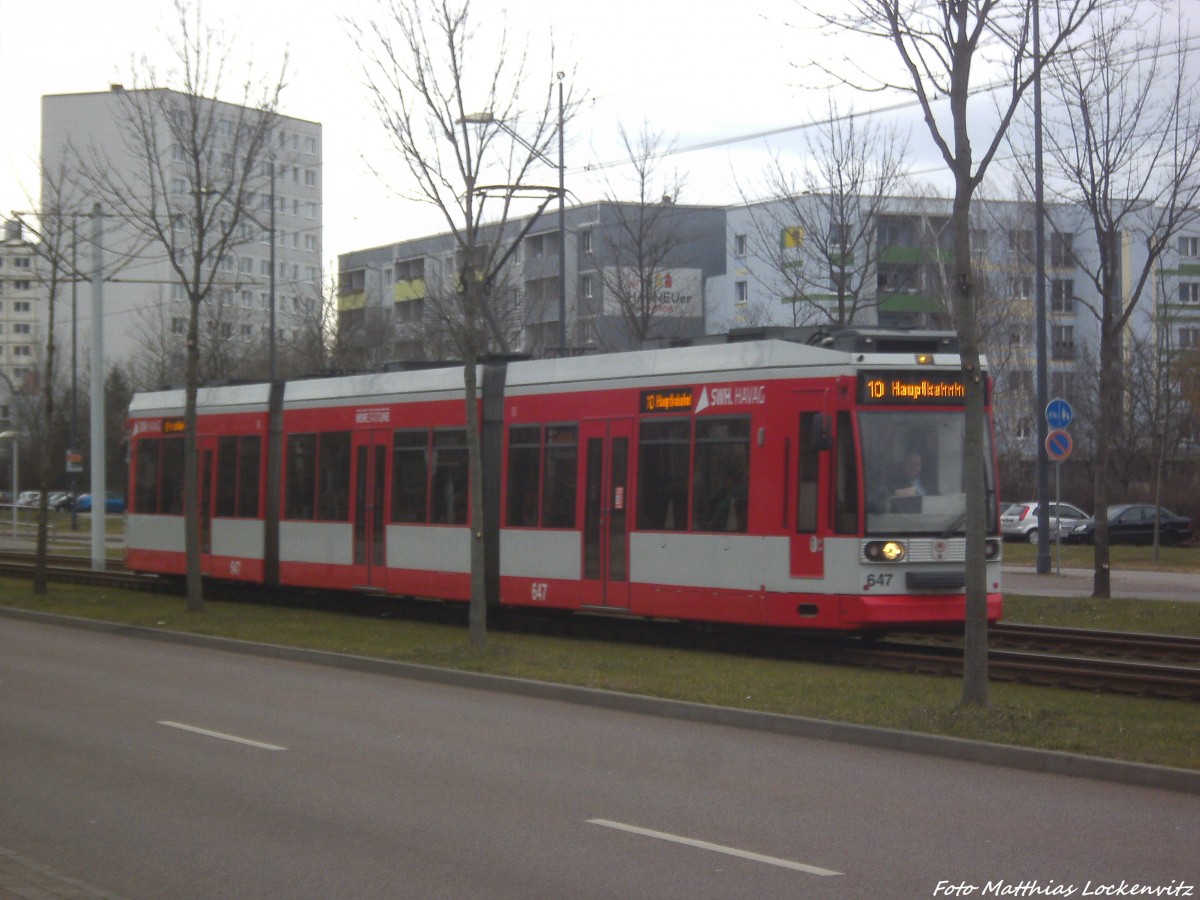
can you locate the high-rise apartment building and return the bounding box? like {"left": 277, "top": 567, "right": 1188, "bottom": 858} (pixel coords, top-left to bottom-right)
{"left": 40, "top": 87, "right": 323, "bottom": 383}
{"left": 0, "top": 219, "right": 43, "bottom": 421}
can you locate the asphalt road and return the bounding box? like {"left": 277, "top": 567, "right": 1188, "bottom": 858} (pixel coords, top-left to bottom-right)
{"left": 2, "top": 618, "right": 1197, "bottom": 899}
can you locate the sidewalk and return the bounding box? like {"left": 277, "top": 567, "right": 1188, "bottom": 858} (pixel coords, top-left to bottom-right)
{"left": 1002, "top": 564, "right": 1199, "bottom": 602}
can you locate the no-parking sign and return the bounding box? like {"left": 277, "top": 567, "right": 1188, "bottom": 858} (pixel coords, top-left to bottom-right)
{"left": 1045, "top": 429, "right": 1073, "bottom": 461}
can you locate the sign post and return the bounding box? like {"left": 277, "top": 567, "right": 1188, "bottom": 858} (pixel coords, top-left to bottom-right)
{"left": 1044, "top": 427, "right": 1073, "bottom": 574}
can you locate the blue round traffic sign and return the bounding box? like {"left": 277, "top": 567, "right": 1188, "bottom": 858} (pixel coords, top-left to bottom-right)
{"left": 1045, "top": 428, "right": 1073, "bottom": 461}
{"left": 1046, "top": 398, "right": 1073, "bottom": 429}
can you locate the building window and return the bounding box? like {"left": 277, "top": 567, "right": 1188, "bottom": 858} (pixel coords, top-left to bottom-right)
{"left": 734, "top": 234, "right": 748, "bottom": 257}
{"left": 1180, "top": 327, "right": 1200, "bottom": 348}
{"left": 1180, "top": 283, "right": 1200, "bottom": 304}
{"left": 1008, "top": 229, "right": 1033, "bottom": 259}
{"left": 735, "top": 281, "right": 748, "bottom": 305}
{"left": 1007, "top": 369, "right": 1033, "bottom": 395}
{"left": 1052, "top": 325, "right": 1075, "bottom": 360}
{"left": 1050, "top": 279, "right": 1074, "bottom": 313}
{"left": 580, "top": 230, "right": 592, "bottom": 254}
{"left": 1050, "top": 232, "right": 1074, "bottom": 267}
{"left": 1051, "top": 371, "right": 1074, "bottom": 398}
{"left": 1178, "top": 236, "right": 1200, "bottom": 258}
{"left": 1009, "top": 275, "right": 1032, "bottom": 299}
{"left": 581, "top": 274, "right": 593, "bottom": 299}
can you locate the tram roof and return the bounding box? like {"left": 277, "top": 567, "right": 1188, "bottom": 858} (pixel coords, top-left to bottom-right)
{"left": 129, "top": 336, "right": 973, "bottom": 416}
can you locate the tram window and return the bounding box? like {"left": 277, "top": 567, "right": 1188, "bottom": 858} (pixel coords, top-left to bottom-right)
{"left": 692, "top": 417, "right": 750, "bottom": 532}
{"left": 797, "top": 413, "right": 820, "bottom": 533}
{"left": 216, "top": 437, "right": 238, "bottom": 517}
{"left": 506, "top": 425, "right": 541, "bottom": 526}
{"left": 636, "top": 419, "right": 690, "bottom": 531}
{"left": 316, "top": 431, "right": 351, "bottom": 521}
{"left": 161, "top": 437, "right": 185, "bottom": 515}
{"left": 834, "top": 411, "right": 859, "bottom": 534}
{"left": 431, "top": 429, "right": 468, "bottom": 524}
{"left": 542, "top": 425, "right": 577, "bottom": 528}
{"left": 391, "top": 430, "right": 429, "bottom": 523}
{"left": 285, "top": 433, "right": 317, "bottom": 519}
{"left": 134, "top": 439, "right": 160, "bottom": 513}
{"left": 237, "top": 435, "right": 261, "bottom": 517}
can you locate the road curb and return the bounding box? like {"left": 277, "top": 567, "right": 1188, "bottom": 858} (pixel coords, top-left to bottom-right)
{"left": 4, "top": 605, "right": 1199, "bottom": 795}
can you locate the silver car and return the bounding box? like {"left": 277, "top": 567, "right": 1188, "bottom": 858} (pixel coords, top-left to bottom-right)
{"left": 1000, "top": 501, "right": 1089, "bottom": 542}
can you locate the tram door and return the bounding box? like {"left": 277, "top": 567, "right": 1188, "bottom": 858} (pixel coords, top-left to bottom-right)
{"left": 580, "top": 418, "right": 632, "bottom": 610}
{"left": 352, "top": 430, "right": 389, "bottom": 589}
{"left": 198, "top": 435, "right": 217, "bottom": 573}
{"left": 790, "top": 396, "right": 832, "bottom": 580}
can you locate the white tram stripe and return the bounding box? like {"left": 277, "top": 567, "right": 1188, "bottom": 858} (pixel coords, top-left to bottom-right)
{"left": 586, "top": 818, "right": 842, "bottom": 876}
{"left": 158, "top": 720, "right": 287, "bottom": 751}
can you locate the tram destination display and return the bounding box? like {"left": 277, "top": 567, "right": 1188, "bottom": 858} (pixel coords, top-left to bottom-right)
{"left": 859, "top": 370, "right": 982, "bottom": 405}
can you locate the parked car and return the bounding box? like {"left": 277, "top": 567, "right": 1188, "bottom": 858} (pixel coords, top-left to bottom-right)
{"left": 1000, "top": 500, "right": 1089, "bottom": 542}
{"left": 1064, "top": 504, "right": 1193, "bottom": 546}
{"left": 16, "top": 490, "right": 42, "bottom": 508}
{"left": 48, "top": 491, "right": 76, "bottom": 511}
{"left": 75, "top": 492, "right": 126, "bottom": 514}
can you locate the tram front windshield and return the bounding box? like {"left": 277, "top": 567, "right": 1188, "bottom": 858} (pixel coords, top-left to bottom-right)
{"left": 859, "top": 410, "right": 996, "bottom": 536}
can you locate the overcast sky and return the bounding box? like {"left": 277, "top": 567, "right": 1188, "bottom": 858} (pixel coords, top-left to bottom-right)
{"left": 4, "top": 0, "right": 1190, "bottom": 277}
{"left": 0, "top": 1, "right": 911, "bottom": 266}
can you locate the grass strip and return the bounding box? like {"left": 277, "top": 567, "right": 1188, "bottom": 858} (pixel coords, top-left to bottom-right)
{"left": 2, "top": 577, "right": 1197, "bottom": 772}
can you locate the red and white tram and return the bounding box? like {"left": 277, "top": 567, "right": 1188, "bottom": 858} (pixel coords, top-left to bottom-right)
{"left": 126, "top": 329, "right": 1003, "bottom": 631}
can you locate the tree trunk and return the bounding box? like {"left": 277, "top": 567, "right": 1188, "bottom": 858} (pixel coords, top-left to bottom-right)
{"left": 464, "top": 281, "right": 487, "bottom": 648}
{"left": 1091, "top": 318, "right": 1121, "bottom": 599}
{"left": 184, "top": 296, "right": 204, "bottom": 613}
{"left": 954, "top": 182, "right": 990, "bottom": 709}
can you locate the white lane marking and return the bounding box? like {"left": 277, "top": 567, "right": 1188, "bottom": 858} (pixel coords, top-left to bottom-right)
{"left": 587, "top": 819, "right": 842, "bottom": 876}
{"left": 158, "top": 720, "right": 287, "bottom": 751}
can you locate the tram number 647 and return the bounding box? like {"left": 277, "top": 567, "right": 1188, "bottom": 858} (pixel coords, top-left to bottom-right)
{"left": 531, "top": 582, "right": 549, "bottom": 602}
{"left": 865, "top": 573, "right": 893, "bottom": 588}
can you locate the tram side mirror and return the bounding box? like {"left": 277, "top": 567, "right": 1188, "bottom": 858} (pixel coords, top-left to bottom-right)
{"left": 809, "top": 414, "right": 833, "bottom": 452}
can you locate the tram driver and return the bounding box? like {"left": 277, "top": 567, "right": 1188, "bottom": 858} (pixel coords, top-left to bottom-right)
{"left": 871, "top": 450, "right": 931, "bottom": 513}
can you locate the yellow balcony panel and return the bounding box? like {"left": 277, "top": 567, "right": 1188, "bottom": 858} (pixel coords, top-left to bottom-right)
{"left": 338, "top": 291, "right": 366, "bottom": 312}
{"left": 393, "top": 279, "right": 426, "bottom": 302}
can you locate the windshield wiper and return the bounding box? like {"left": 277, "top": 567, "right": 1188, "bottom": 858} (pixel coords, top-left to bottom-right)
{"left": 941, "top": 510, "right": 968, "bottom": 538}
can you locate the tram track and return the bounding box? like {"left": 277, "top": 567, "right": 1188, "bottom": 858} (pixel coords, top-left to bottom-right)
{"left": 3, "top": 553, "right": 1198, "bottom": 701}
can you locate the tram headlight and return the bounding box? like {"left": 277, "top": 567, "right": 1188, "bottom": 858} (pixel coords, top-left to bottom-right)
{"left": 864, "top": 540, "right": 907, "bottom": 562}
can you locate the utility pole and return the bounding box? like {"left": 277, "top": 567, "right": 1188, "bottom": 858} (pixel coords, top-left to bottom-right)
{"left": 90, "top": 203, "right": 106, "bottom": 572}
{"left": 1033, "top": 0, "right": 1051, "bottom": 575}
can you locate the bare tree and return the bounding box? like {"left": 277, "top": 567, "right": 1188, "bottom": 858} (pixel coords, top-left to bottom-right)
{"left": 593, "top": 124, "right": 698, "bottom": 350}
{"left": 72, "top": 0, "right": 286, "bottom": 611}
{"left": 349, "top": 0, "right": 573, "bottom": 646}
{"left": 738, "top": 99, "right": 911, "bottom": 326}
{"left": 1032, "top": 6, "right": 1200, "bottom": 596}
{"left": 16, "top": 166, "right": 89, "bottom": 592}
{"left": 802, "top": 0, "right": 1101, "bottom": 706}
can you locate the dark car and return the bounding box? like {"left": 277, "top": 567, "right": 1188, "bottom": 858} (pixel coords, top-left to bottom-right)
{"left": 1064, "top": 504, "right": 1193, "bottom": 546}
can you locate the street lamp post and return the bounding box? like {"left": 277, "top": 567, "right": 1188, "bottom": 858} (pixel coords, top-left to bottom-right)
{"left": 0, "top": 431, "right": 17, "bottom": 540}
{"left": 462, "top": 77, "right": 568, "bottom": 353}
